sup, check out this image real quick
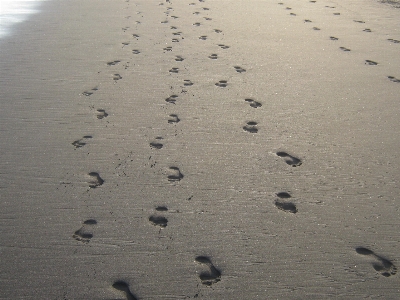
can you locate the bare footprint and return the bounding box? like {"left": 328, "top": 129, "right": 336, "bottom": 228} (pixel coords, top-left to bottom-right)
{"left": 274, "top": 192, "right": 297, "bottom": 213}
{"left": 168, "top": 114, "right": 180, "bottom": 123}
{"left": 96, "top": 109, "right": 108, "bottom": 119}
{"left": 165, "top": 95, "right": 178, "bottom": 104}
{"left": 112, "top": 281, "right": 138, "bottom": 300}
{"left": 167, "top": 166, "right": 183, "bottom": 182}
{"left": 365, "top": 60, "right": 378, "bottom": 65}
{"left": 149, "top": 215, "right": 168, "bottom": 228}
{"left": 150, "top": 137, "right": 163, "bottom": 149}
{"left": 276, "top": 151, "right": 302, "bottom": 167}
{"left": 217, "top": 44, "right": 230, "bottom": 49}
{"left": 87, "top": 172, "right": 104, "bottom": 188}
{"left": 244, "top": 99, "right": 262, "bottom": 108}
{"left": 73, "top": 219, "right": 97, "bottom": 243}
{"left": 388, "top": 76, "right": 400, "bottom": 83}
{"left": 243, "top": 121, "right": 258, "bottom": 133}
{"left": 72, "top": 135, "right": 92, "bottom": 148}
{"left": 195, "top": 256, "right": 221, "bottom": 286}
{"left": 234, "top": 66, "right": 246, "bottom": 73}
{"left": 169, "top": 67, "right": 179, "bottom": 73}
{"left": 355, "top": 247, "right": 397, "bottom": 277}
{"left": 215, "top": 80, "right": 228, "bottom": 87}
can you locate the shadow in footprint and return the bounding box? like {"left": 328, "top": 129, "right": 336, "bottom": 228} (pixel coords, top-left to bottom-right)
{"left": 355, "top": 247, "right": 397, "bottom": 277}
{"left": 275, "top": 192, "right": 297, "bottom": 213}
{"left": 175, "top": 56, "right": 184, "bottom": 61}
{"left": 112, "top": 281, "right": 138, "bottom": 300}
{"left": 195, "top": 256, "right": 221, "bottom": 286}
{"left": 184, "top": 80, "right": 193, "bottom": 86}
{"left": 208, "top": 54, "right": 218, "bottom": 59}
{"left": 73, "top": 219, "right": 97, "bottom": 243}
{"left": 340, "top": 47, "right": 351, "bottom": 51}
{"left": 245, "top": 99, "right": 262, "bottom": 108}
{"left": 276, "top": 152, "right": 302, "bottom": 167}
{"left": 217, "top": 44, "right": 230, "bottom": 49}
{"left": 330, "top": 36, "right": 339, "bottom": 40}
{"left": 150, "top": 140, "right": 163, "bottom": 149}
{"left": 243, "top": 121, "right": 258, "bottom": 133}
{"left": 169, "top": 67, "right": 179, "bottom": 73}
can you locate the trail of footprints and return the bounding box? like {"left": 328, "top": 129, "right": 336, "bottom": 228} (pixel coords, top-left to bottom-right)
{"left": 71, "top": 0, "right": 398, "bottom": 298}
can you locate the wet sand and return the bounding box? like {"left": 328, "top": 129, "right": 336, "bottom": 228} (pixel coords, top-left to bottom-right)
{"left": 1, "top": 0, "right": 400, "bottom": 299}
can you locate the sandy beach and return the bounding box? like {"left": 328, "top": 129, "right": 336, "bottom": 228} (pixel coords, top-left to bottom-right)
{"left": 1, "top": 0, "right": 400, "bottom": 299}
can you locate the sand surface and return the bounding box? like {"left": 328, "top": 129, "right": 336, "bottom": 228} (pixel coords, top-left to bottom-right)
{"left": 1, "top": 0, "right": 400, "bottom": 299}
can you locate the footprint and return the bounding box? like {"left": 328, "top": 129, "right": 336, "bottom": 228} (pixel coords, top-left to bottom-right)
{"left": 173, "top": 31, "right": 182, "bottom": 36}
{"left": 175, "top": 55, "right": 184, "bottom": 61}
{"left": 214, "top": 29, "right": 222, "bottom": 33}
{"left": 193, "top": 22, "right": 201, "bottom": 26}
{"left": 208, "top": 53, "right": 218, "bottom": 59}
{"left": 112, "top": 281, "right": 138, "bottom": 300}
{"left": 73, "top": 219, "right": 97, "bottom": 243}
{"left": 354, "top": 20, "right": 365, "bottom": 23}
{"left": 304, "top": 19, "right": 312, "bottom": 22}
{"left": 96, "top": 109, "right": 108, "bottom": 119}
{"left": 149, "top": 215, "right": 168, "bottom": 228}
{"left": 355, "top": 247, "right": 397, "bottom": 277}
{"left": 150, "top": 137, "right": 163, "bottom": 149}
{"left": 365, "top": 60, "right": 378, "bottom": 65}
{"left": 199, "top": 35, "right": 208, "bottom": 40}
{"left": 132, "top": 49, "right": 140, "bottom": 54}
{"left": 234, "top": 66, "right": 246, "bottom": 73}
{"left": 107, "top": 60, "right": 121, "bottom": 66}
{"left": 155, "top": 206, "right": 168, "bottom": 212}
{"left": 193, "top": 11, "right": 200, "bottom": 15}
{"left": 167, "top": 166, "right": 183, "bottom": 182}
{"left": 388, "top": 38, "right": 400, "bottom": 44}
{"left": 363, "top": 28, "right": 372, "bottom": 32}
{"left": 330, "top": 36, "right": 339, "bottom": 40}
{"left": 195, "top": 256, "right": 221, "bottom": 286}
{"left": 168, "top": 114, "right": 180, "bottom": 123}
{"left": 276, "top": 151, "right": 302, "bottom": 167}
{"left": 333, "top": 12, "right": 340, "bottom": 15}
{"left": 290, "top": 13, "right": 297, "bottom": 16}
{"left": 169, "top": 67, "right": 179, "bottom": 73}
{"left": 244, "top": 98, "right": 262, "bottom": 108}
{"left": 184, "top": 80, "right": 193, "bottom": 86}
{"left": 87, "top": 172, "right": 104, "bottom": 188}
{"left": 313, "top": 27, "right": 320, "bottom": 30}
{"left": 163, "top": 46, "right": 173, "bottom": 51}
{"left": 132, "top": 33, "right": 140, "bottom": 38}
{"left": 204, "top": 17, "right": 212, "bottom": 20}
{"left": 243, "top": 121, "right": 258, "bottom": 133}
{"left": 172, "top": 38, "right": 179, "bottom": 43}
{"left": 275, "top": 193, "right": 298, "bottom": 214}
{"left": 217, "top": 44, "right": 230, "bottom": 49}
{"left": 388, "top": 76, "right": 400, "bottom": 83}
{"left": 165, "top": 95, "right": 178, "bottom": 104}
{"left": 170, "top": 26, "right": 178, "bottom": 30}
{"left": 72, "top": 135, "right": 92, "bottom": 148}
{"left": 113, "top": 74, "right": 122, "bottom": 81}
{"left": 202, "top": 7, "right": 210, "bottom": 10}
{"left": 215, "top": 80, "right": 228, "bottom": 87}
{"left": 339, "top": 47, "right": 351, "bottom": 51}
{"left": 286, "top": 7, "right": 292, "bottom": 10}
{"left": 82, "top": 87, "right": 97, "bottom": 96}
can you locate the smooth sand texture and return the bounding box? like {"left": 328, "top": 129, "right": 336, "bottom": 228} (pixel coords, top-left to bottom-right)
{"left": 1, "top": 0, "right": 400, "bottom": 299}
